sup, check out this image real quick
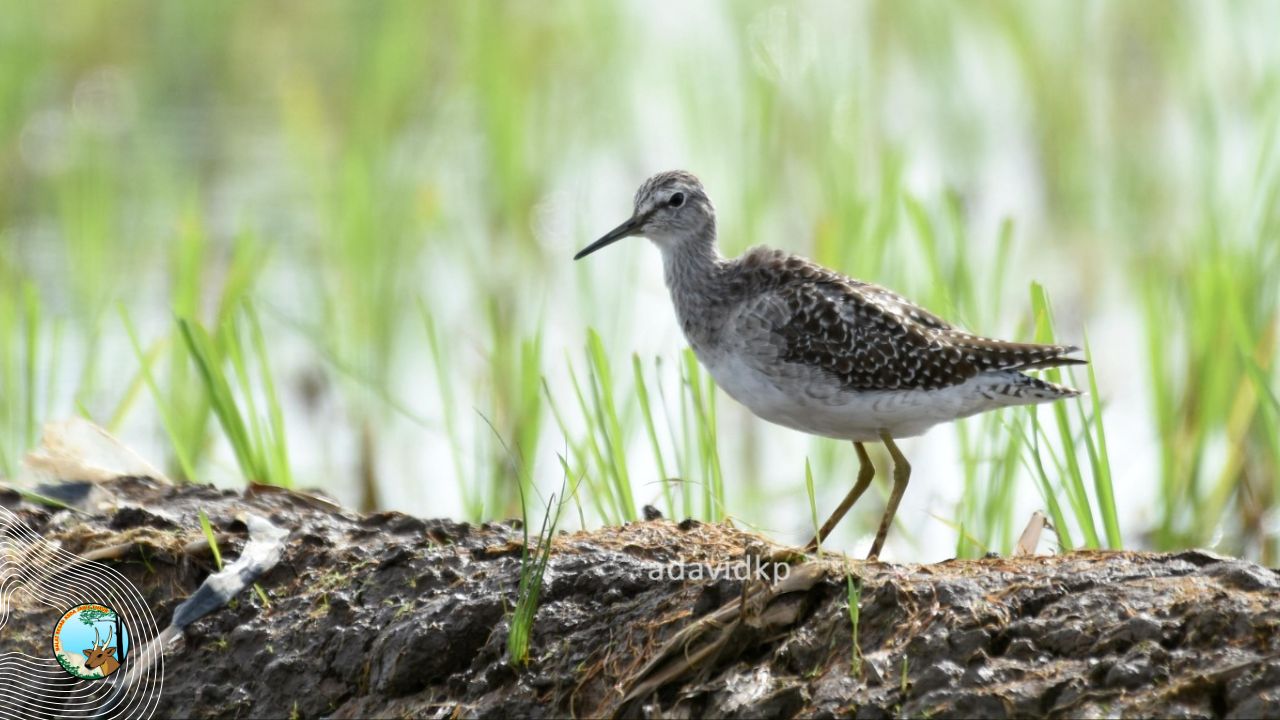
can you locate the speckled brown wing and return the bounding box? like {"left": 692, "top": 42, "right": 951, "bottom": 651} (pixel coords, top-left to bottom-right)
{"left": 728, "top": 252, "right": 1082, "bottom": 392}
{"left": 731, "top": 248, "right": 955, "bottom": 330}
{"left": 843, "top": 280, "right": 957, "bottom": 332}
{"left": 763, "top": 281, "right": 980, "bottom": 390}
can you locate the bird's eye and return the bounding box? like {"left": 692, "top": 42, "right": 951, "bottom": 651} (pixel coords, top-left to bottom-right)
{"left": 668, "top": 192, "right": 685, "bottom": 208}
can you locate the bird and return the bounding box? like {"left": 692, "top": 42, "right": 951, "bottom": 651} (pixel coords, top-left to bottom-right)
{"left": 574, "top": 170, "right": 1084, "bottom": 560}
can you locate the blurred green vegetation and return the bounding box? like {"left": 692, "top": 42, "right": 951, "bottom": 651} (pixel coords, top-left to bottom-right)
{"left": 1, "top": 1, "right": 1277, "bottom": 561}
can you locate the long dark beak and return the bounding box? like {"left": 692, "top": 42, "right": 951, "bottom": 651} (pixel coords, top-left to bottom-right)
{"left": 574, "top": 216, "right": 641, "bottom": 260}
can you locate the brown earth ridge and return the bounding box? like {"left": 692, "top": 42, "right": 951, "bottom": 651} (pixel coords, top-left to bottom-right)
{"left": 2, "top": 476, "right": 1280, "bottom": 718}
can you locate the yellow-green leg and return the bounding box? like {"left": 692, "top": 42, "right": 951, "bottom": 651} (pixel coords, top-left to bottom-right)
{"left": 867, "top": 430, "right": 911, "bottom": 560}
{"left": 805, "top": 441, "right": 875, "bottom": 552}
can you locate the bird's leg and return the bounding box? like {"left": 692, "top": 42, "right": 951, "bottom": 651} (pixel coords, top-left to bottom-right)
{"left": 867, "top": 431, "right": 910, "bottom": 560}
{"left": 804, "top": 441, "right": 875, "bottom": 552}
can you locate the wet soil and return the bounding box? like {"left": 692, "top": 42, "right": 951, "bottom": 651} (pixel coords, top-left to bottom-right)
{"left": 3, "top": 477, "right": 1280, "bottom": 718}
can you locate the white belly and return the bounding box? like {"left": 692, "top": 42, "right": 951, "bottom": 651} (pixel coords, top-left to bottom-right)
{"left": 701, "top": 352, "right": 1001, "bottom": 442}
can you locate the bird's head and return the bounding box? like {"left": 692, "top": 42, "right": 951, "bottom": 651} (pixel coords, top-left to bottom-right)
{"left": 574, "top": 170, "right": 715, "bottom": 260}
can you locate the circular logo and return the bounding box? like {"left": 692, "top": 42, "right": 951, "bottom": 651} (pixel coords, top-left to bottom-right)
{"left": 51, "top": 604, "right": 130, "bottom": 680}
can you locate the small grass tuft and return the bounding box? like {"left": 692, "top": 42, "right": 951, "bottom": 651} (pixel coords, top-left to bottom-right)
{"left": 805, "top": 458, "right": 821, "bottom": 557}
{"left": 507, "top": 461, "right": 574, "bottom": 668}
{"left": 1025, "top": 283, "right": 1120, "bottom": 549}
{"left": 178, "top": 303, "right": 293, "bottom": 488}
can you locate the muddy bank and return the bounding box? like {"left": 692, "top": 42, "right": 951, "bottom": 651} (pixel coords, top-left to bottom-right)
{"left": 3, "top": 477, "right": 1280, "bottom": 718}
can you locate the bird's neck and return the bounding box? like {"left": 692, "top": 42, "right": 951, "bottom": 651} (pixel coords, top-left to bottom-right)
{"left": 661, "top": 231, "right": 721, "bottom": 283}
{"left": 659, "top": 228, "right": 727, "bottom": 348}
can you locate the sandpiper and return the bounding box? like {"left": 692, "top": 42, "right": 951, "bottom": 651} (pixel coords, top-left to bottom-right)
{"left": 574, "top": 170, "right": 1083, "bottom": 559}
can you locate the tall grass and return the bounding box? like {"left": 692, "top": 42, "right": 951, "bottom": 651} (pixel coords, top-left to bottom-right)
{"left": 114, "top": 226, "right": 266, "bottom": 483}
{"left": 1, "top": 0, "right": 1278, "bottom": 561}
{"left": 634, "top": 354, "right": 675, "bottom": 515}
{"left": 1023, "top": 283, "right": 1120, "bottom": 550}
{"left": 178, "top": 305, "right": 293, "bottom": 488}
{"left": 904, "top": 200, "right": 1031, "bottom": 556}
{"left": 0, "top": 282, "right": 44, "bottom": 478}
{"left": 1140, "top": 244, "right": 1280, "bottom": 555}
{"left": 546, "top": 338, "right": 728, "bottom": 526}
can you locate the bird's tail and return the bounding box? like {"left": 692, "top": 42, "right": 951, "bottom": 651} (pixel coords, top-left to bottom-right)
{"left": 1013, "top": 349, "right": 1088, "bottom": 371}
{"left": 1010, "top": 372, "right": 1081, "bottom": 401}
{"left": 944, "top": 332, "right": 1086, "bottom": 374}
{"left": 968, "top": 370, "right": 1081, "bottom": 410}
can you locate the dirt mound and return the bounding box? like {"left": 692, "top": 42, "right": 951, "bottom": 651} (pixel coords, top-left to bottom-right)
{"left": 3, "top": 477, "right": 1279, "bottom": 718}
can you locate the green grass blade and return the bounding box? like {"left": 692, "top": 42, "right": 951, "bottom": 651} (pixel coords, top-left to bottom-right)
{"left": 633, "top": 354, "right": 674, "bottom": 515}
{"left": 198, "top": 509, "right": 223, "bottom": 571}
{"left": 119, "top": 305, "right": 198, "bottom": 483}
{"left": 586, "top": 329, "right": 635, "bottom": 521}
{"left": 805, "top": 457, "right": 820, "bottom": 556}
{"left": 245, "top": 304, "right": 293, "bottom": 488}
{"left": 1014, "top": 411, "right": 1075, "bottom": 550}
{"left": 564, "top": 353, "right": 621, "bottom": 525}
{"left": 1082, "top": 334, "right": 1120, "bottom": 547}
{"left": 1029, "top": 282, "right": 1100, "bottom": 547}
{"left": 179, "top": 316, "right": 260, "bottom": 482}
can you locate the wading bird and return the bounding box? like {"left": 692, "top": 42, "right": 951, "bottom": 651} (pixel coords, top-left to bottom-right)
{"left": 575, "top": 171, "right": 1083, "bottom": 559}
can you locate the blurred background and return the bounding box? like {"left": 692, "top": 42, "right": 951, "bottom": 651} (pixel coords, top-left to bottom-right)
{"left": 2, "top": 1, "right": 1278, "bottom": 562}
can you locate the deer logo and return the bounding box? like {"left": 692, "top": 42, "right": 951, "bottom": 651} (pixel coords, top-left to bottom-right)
{"left": 82, "top": 626, "right": 121, "bottom": 677}
{"left": 52, "top": 603, "right": 130, "bottom": 680}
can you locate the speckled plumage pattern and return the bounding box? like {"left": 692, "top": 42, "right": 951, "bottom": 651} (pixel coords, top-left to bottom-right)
{"left": 726, "top": 247, "right": 1081, "bottom": 393}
